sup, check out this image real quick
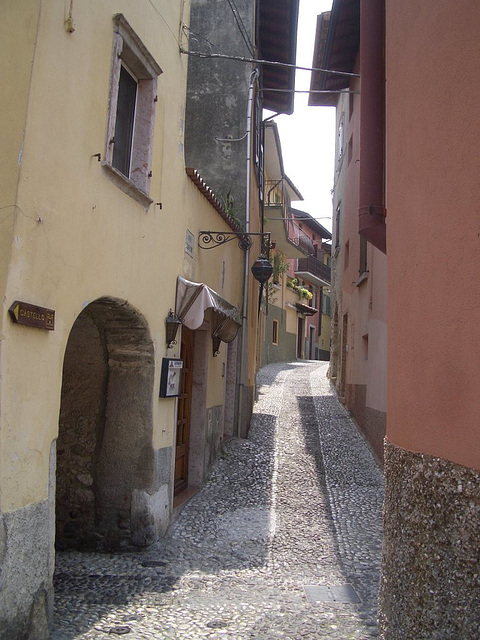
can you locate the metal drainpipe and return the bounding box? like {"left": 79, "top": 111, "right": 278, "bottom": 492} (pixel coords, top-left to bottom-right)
{"left": 358, "top": 0, "right": 386, "bottom": 254}
{"left": 236, "top": 69, "right": 258, "bottom": 438}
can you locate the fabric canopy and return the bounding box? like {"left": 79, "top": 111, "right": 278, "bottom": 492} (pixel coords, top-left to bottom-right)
{"left": 175, "top": 277, "right": 242, "bottom": 343}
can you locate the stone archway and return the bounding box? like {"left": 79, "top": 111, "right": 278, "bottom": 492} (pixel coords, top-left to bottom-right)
{"left": 55, "top": 297, "right": 156, "bottom": 551}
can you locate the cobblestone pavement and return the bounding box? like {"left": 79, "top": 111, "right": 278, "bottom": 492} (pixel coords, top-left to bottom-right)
{"left": 53, "top": 361, "right": 384, "bottom": 640}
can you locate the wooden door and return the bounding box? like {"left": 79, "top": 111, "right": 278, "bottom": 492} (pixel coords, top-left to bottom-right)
{"left": 297, "top": 316, "right": 304, "bottom": 359}
{"left": 174, "top": 327, "right": 193, "bottom": 496}
{"left": 309, "top": 325, "right": 316, "bottom": 360}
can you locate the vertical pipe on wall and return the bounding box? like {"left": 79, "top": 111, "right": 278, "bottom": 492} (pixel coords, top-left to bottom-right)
{"left": 358, "top": 0, "right": 386, "bottom": 254}
{"left": 236, "top": 69, "right": 258, "bottom": 437}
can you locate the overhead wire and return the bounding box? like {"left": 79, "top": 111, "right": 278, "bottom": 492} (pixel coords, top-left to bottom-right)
{"left": 226, "top": 0, "right": 255, "bottom": 55}
{"left": 146, "top": 0, "right": 179, "bottom": 45}
{"left": 261, "top": 88, "right": 360, "bottom": 95}
{"left": 179, "top": 49, "right": 360, "bottom": 79}
{"left": 181, "top": 23, "right": 215, "bottom": 51}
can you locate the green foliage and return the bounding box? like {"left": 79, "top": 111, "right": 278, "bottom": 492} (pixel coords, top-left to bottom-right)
{"left": 286, "top": 277, "right": 313, "bottom": 301}
{"left": 219, "top": 190, "right": 242, "bottom": 228}
{"left": 272, "top": 252, "right": 289, "bottom": 284}
{"left": 297, "top": 287, "right": 313, "bottom": 301}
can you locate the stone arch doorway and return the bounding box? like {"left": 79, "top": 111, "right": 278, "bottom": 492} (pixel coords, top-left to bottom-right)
{"left": 55, "top": 297, "right": 156, "bottom": 551}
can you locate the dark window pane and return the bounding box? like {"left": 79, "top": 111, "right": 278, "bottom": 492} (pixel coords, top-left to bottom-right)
{"left": 359, "top": 235, "right": 368, "bottom": 274}
{"left": 113, "top": 65, "right": 137, "bottom": 177}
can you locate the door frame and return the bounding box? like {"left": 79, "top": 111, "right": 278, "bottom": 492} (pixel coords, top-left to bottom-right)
{"left": 174, "top": 326, "right": 193, "bottom": 496}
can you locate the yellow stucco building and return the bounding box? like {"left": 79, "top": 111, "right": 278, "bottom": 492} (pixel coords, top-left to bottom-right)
{"left": 0, "top": 2, "right": 250, "bottom": 636}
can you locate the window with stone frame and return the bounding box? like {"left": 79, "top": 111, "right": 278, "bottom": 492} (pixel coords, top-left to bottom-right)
{"left": 103, "top": 14, "right": 162, "bottom": 207}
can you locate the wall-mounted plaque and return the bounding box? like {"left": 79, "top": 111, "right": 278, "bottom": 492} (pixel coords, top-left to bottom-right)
{"left": 159, "top": 358, "right": 183, "bottom": 398}
{"left": 9, "top": 301, "right": 55, "bottom": 330}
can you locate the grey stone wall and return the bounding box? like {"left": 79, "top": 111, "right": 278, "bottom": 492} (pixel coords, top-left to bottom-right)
{"left": 56, "top": 312, "right": 106, "bottom": 549}
{"left": 185, "top": 0, "right": 255, "bottom": 221}
{"left": 56, "top": 299, "right": 165, "bottom": 552}
{"left": 0, "top": 497, "right": 54, "bottom": 639}
{"left": 239, "top": 385, "right": 253, "bottom": 439}
{"left": 131, "top": 446, "right": 173, "bottom": 546}
{"left": 317, "top": 348, "right": 330, "bottom": 361}
{"left": 205, "top": 405, "right": 223, "bottom": 477}
{"left": 224, "top": 340, "right": 238, "bottom": 438}
{"left": 379, "top": 440, "right": 480, "bottom": 639}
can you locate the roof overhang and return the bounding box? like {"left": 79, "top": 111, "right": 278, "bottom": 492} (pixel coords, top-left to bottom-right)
{"left": 309, "top": 0, "right": 360, "bottom": 107}
{"left": 290, "top": 208, "right": 332, "bottom": 240}
{"left": 257, "top": 0, "right": 300, "bottom": 114}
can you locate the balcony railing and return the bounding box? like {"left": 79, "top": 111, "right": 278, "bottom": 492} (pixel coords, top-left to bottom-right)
{"left": 295, "top": 255, "right": 331, "bottom": 286}
{"left": 264, "top": 179, "right": 287, "bottom": 206}
{"left": 264, "top": 205, "right": 312, "bottom": 257}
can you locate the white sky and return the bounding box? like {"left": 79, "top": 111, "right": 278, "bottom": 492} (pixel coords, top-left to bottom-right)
{"left": 266, "top": 0, "right": 335, "bottom": 231}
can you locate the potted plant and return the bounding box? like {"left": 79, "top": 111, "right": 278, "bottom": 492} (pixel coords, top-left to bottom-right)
{"left": 297, "top": 287, "right": 313, "bottom": 302}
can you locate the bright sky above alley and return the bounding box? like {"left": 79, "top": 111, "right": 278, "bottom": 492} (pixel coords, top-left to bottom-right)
{"left": 269, "top": 0, "right": 334, "bottom": 230}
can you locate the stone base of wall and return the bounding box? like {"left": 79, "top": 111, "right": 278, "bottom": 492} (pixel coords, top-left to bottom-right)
{"left": 379, "top": 440, "right": 480, "bottom": 639}
{"left": 262, "top": 306, "right": 296, "bottom": 365}
{"left": 317, "top": 348, "right": 330, "bottom": 361}
{"left": 239, "top": 385, "right": 254, "bottom": 439}
{"left": 345, "top": 383, "right": 386, "bottom": 464}
{"left": 205, "top": 405, "right": 223, "bottom": 478}
{"left": 0, "top": 500, "right": 54, "bottom": 640}
{"left": 131, "top": 446, "right": 173, "bottom": 546}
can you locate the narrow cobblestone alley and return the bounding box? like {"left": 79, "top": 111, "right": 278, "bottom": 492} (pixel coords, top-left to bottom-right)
{"left": 52, "top": 361, "right": 384, "bottom": 640}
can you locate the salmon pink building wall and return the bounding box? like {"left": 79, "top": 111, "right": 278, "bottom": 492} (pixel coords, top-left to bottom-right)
{"left": 386, "top": 0, "right": 480, "bottom": 470}
{"left": 380, "top": 2, "right": 480, "bottom": 638}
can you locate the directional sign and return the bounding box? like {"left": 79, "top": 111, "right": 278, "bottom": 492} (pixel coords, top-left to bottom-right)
{"left": 9, "top": 301, "right": 55, "bottom": 330}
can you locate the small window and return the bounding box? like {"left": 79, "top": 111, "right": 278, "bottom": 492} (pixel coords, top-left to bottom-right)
{"left": 362, "top": 334, "right": 369, "bottom": 360}
{"left": 334, "top": 204, "right": 341, "bottom": 249}
{"left": 103, "top": 14, "right": 162, "bottom": 207}
{"left": 349, "top": 90, "right": 355, "bottom": 120}
{"left": 113, "top": 64, "right": 138, "bottom": 177}
{"left": 185, "top": 229, "right": 194, "bottom": 257}
{"left": 359, "top": 235, "right": 368, "bottom": 275}
{"left": 337, "top": 113, "right": 345, "bottom": 166}
{"left": 272, "top": 320, "right": 279, "bottom": 345}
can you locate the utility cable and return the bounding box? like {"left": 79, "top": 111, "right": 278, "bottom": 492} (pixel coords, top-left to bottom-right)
{"left": 181, "top": 23, "right": 215, "bottom": 50}
{"left": 146, "top": 0, "right": 179, "bottom": 45}
{"left": 261, "top": 88, "right": 360, "bottom": 95}
{"left": 180, "top": 48, "right": 360, "bottom": 79}
{"left": 226, "top": 0, "right": 255, "bottom": 55}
